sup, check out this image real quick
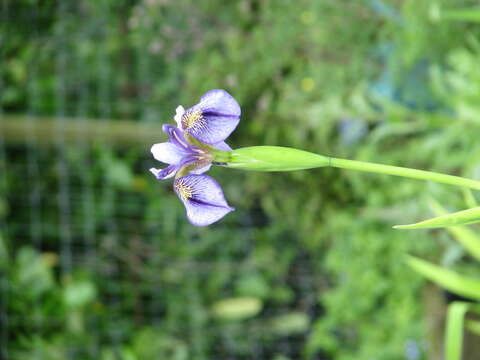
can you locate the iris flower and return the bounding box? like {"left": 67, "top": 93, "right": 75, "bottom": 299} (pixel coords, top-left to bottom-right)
{"left": 174, "top": 174, "right": 234, "bottom": 226}
{"left": 149, "top": 124, "right": 229, "bottom": 180}
{"left": 150, "top": 89, "right": 240, "bottom": 226}
{"left": 174, "top": 89, "right": 240, "bottom": 144}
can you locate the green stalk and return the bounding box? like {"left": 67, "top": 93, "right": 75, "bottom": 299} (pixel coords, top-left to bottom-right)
{"left": 226, "top": 146, "right": 480, "bottom": 191}
{"left": 330, "top": 157, "right": 480, "bottom": 191}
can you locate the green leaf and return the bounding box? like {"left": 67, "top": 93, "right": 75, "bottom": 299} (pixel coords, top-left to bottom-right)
{"left": 428, "top": 200, "right": 480, "bottom": 261}
{"left": 405, "top": 256, "right": 480, "bottom": 300}
{"left": 445, "top": 302, "right": 469, "bottom": 360}
{"left": 462, "top": 188, "right": 478, "bottom": 209}
{"left": 394, "top": 206, "right": 480, "bottom": 229}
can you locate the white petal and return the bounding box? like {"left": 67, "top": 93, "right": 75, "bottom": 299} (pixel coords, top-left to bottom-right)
{"left": 151, "top": 142, "right": 187, "bottom": 164}
{"left": 174, "top": 105, "right": 185, "bottom": 129}
{"left": 150, "top": 168, "right": 161, "bottom": 177}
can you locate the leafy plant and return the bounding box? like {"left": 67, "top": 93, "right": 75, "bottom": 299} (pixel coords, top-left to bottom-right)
{"left": 405, "top": 200, "right": 480, "bottom": 360}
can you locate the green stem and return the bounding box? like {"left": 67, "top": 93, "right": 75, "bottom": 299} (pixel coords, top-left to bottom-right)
{"left": 330, "top": 157, "right": 480, "bottom": 191}
{"left": 226, "top": 146, "right": 480, "bottom": 191}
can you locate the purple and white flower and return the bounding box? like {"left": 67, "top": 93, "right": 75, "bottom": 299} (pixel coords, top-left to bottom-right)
{"left": 149, "top": 124, "right": 222, "bottom": 180}
{"left": 174, "top": 174, "right": 234, "bottom": 226}
{"left": 174, "top": 89, "right": 241, "bottom": 145}
{"left": 150, "top": 89, "right": 239, "bottom": 226}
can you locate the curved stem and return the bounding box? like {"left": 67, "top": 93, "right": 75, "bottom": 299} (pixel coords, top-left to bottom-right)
{"left": 330, "top": 157, "right": 480, "bottom": 191}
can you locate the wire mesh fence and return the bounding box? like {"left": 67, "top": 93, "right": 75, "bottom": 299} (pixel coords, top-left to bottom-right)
{"left": 1, "top": 1, "right": 325, "bottom": 359}
{"left": 6, "top": 0, "right": 474, "bottom": 359}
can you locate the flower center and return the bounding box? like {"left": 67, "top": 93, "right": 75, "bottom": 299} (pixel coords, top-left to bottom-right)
{"left": 182, "top": 110, "right": 204, "bottom": 130}
{"left": 175, "top": 181, "right": 193, "bottom": 200}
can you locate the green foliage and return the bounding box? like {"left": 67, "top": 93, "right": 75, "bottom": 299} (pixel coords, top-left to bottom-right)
{"left": 395, "top": 206, "right": 480, "bottom": 229}
{"left": 445, "top": 302, "right": 469, "bottom": 360}
{"left": 406, "top": 255, "right": 480, "bottom": 300}
{"left": 406, "top": 197, "right": 480, "bottom": 360}
{"left": 6, "top": 246, "right": 98, "bottom": 358}
{"left": 435, "top": 6, "right": 480, "bottom": 23}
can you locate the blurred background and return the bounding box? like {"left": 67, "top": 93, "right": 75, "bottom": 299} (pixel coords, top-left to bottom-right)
{"left": 2, "top": 0, "right": 480, "bottom": 359}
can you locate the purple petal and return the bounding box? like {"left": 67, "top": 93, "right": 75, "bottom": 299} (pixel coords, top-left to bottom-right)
{"left": 182, "top": 89, "right": 240, "bottom": 144}
{"left": 150, "top": 165, "right": 178, "bottom": 180}
{"left": 174, "top": 174, "right": 234, "bottom": 226}
{"left": 151, "top": 142, "right": 188, "bottom": 164}
{"left": 150, "top": 155, "right": 199, "bottom": 180}
{"left": 162, "top": 124, "right": 194, "bottom": 151}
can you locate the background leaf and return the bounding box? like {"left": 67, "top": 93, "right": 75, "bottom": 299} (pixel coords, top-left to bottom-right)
{"left": 445, "top": 302, "right": 469, "bottom": 360}
{"left": 429, "top": 200, "right": 480, "bottom": 261}
{"left": 406, "top": 255, "right": 480, "bottom": 300}
{"left": 394, "top": 206, "right": 480, "bottom": 230}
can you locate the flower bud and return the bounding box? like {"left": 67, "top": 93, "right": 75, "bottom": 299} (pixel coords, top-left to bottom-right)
{"left": 224, "top": 146, "right": 330, "bottom": 171}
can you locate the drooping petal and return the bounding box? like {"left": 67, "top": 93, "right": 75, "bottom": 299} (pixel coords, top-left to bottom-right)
{"left": 150, "top": 154, "right": 200, "bottom": 180}
{"left": 181, "top": 89, "right": 241, "bottom": 144}
{"left": 150, "top": 165, "right": 178, "bottom": 180}
{"left": 174, "top": 174, "right": 234, "bottom": 226}
{"left": 151, "top": 142, "right": 188, "bottom": 164}
{"left": 174, "top": 105, "right": 185, "bottom": 128}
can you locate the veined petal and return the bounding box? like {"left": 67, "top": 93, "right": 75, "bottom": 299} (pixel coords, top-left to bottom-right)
{"left": 150, "top": 155, "right": 199, "bottom": 180}
{"left": 182, "top": 89, "right": 240, "bottom": 144}
{"left": 151, "top": 142, "right": 188, "bottom": 164}
{"left": 174, "top": 174, "right": 234, "bottom": 226}
{"left": 162, "top": 124, "right": 194, "bottom": 151}
{"left": 150, "top": 165, "right": 178, "bottom": 180}
{"left": 174, "top": 105, "right": 185, "bottom": 128}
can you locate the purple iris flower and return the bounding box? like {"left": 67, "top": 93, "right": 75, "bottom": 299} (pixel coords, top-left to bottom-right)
{"left": 149, "top": 124, "right": 229, "bottom": 180}
{"left": 174, "top": 89, "right": 241, "bottom": 144}
{"left": 150, "top": 89, "right": 240, "bottom": 226}
{"left": 174, "top": 174, "right": 234, "bottom": 226}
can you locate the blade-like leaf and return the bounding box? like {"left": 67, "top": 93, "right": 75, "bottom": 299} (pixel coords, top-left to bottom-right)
{"left": 428, "top": 200, "right": 480, "bottom": 261}
{"left": 445, "top": 302, "right": 469, "bottom": 360}
{"left": 405, "top": 256, "right": 480, "bottom": 300}
{"left": 394, "top": 206, "right": 480, "bottom": 230}
{"left": 462, "top": 189, "right": 478, "bottom": 209}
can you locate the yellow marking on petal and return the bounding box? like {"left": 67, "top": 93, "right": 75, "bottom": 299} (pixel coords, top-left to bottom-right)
{"left": 182, "top": 110, "right": 204, "bottom": 130}
{"left": 175, "top": 181, "right": 193, "bottom": 200}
